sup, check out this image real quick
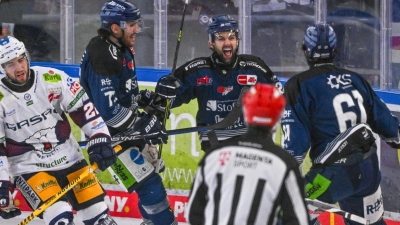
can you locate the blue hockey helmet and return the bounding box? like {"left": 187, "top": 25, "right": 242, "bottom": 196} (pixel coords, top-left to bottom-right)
{"left": 303, "top": 24, "right": 337, "bottom": 60}
{"left": 207, "top": 14, "right": 239, "bottom": 42}
{"left": 100, "top": 0, "right": 141, "bottom": 32}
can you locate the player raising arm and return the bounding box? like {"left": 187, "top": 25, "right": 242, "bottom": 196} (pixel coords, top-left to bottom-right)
{"left": 281, "top": 24, "right": 400, "bottom": 225}
{"left": 153, "top": 14, "right": 283, "bottom": 153}
{"left": 0, "top": 36, "right": 117, "bottom": 225}
{"left": 187, "top": 84, "right": 309, "bottom": 225}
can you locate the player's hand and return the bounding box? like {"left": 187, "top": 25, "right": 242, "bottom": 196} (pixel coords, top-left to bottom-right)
{"left": 135, "top": 89, "right": 155, "bottom": 108}
{"left": 133, "top": 113, "right": 168, "bottom": 145}
{"left": 155, "top": 75, "right": 180, "bottom": 100}
{"left": 0, "top": 180, "right": 21, "bottom": 219}
{"left": 87, "top": 134, "right": 117, "bottom": 171}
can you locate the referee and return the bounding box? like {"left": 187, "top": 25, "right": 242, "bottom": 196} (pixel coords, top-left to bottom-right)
{"left": 186, "top": 83, "right": 309, "bottom": 225}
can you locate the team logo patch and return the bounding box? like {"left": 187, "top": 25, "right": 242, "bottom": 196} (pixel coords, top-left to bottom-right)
{"left": 237, "top": 75, "right": 257, "bottom": 85}
{"left": 217, "top": 86, "right": 233, "bottom": 95}
{"left": 219, "top": 151, "right": 231, "bottom": 166}
{"left": 196, "top": 75, "right": 212, "bottom": 85}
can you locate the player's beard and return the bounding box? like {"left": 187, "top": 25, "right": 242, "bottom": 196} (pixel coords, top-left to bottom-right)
{"left": 214, "top": 46, "right": 239, "bottom": 65}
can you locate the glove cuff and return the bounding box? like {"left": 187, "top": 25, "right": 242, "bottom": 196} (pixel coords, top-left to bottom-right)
{"left": 87, "top": 134, "right": 112, "bottom": 150}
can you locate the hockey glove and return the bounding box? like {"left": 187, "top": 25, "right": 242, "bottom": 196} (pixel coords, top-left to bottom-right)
{"left": 135, "top": 89, "right": 155, "bottom": 108}
{"left": 0, "top": 180, "right": 21, "bottom": 219}
{"left": 87, "top": 134, "right": 117, "bottom": 171}
{"left": 133, "top": 113, "right": 168, "bottom": 145}
{"left": 155, "top": 75, "right": 180, "bottom": 100}
{"left": 141, "top": 144, "right": 165, "bottom": 173}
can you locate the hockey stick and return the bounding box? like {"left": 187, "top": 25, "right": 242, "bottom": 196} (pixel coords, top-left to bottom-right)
{"left": 18, "top": 163, "right": 98, "bottom": 225}
{"left": 306, "top": 198, "right": 368, "bottom": 224}
{"left": 78, "top": 86, "right": 249, "bottom": 147}
{"left": 155, "top": 0, "right": 188, "bottom": 172}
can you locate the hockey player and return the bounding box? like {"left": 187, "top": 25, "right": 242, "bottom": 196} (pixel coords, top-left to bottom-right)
{"left": 0, "top": 36, "right": 117, "bottom": 224}
{"left": 281, "top": 23, "right": 400, "bottom": 225}
{"left": 79, "top": 1, "right": 177, "bottom": 225}
{"left": 187, "top": 83, "right": 309, "bottom": 225}
{"left": 153, "top": 14, "right": 283, "bottom": 153}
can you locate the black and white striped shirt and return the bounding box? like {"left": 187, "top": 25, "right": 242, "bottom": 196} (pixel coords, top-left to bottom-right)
{"left": 187, "top": 129, "right": 309, "bottom": 225}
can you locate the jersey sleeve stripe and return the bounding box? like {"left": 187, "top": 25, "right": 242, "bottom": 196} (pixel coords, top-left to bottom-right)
{"left": 106, "top": 108, "right": 133, "bottom": 128}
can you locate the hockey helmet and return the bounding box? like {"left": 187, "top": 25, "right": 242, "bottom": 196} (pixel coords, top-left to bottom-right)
{"left": 207, "top": 14, "right": 239, "bottom": 42}
{"left": 303, "top": 23, "right": 336, "bottom": 60}
{"left": 100, "top": 0, "right": 141, "bottom": 32}
{"left": 0, "top": 36, "right": 27, "bottom": 74}
{"left": 242, "top": 83, "right": 286, "bottom": 127}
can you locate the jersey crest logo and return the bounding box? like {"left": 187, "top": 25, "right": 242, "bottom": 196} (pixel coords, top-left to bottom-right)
{"left": 237, "top": 75, "right": 257, "bottom": 85}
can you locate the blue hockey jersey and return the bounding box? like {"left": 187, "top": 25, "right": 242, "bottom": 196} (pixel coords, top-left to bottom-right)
{"left": 172, "top": 52, "right": 282, "bottom": 143}
{"left": 281, "top": 63, "right": 400, "bottom": 163}
{"left": 80, "top": 36, "right": 139, "bottom": 136}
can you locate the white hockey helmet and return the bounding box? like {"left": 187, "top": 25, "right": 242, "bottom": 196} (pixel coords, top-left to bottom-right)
{"left": 0, "top": 36, "right": 27, "bottom": 74}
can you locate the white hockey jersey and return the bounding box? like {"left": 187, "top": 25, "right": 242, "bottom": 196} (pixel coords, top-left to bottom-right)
{"left": 0, "top": 66, "right": 110, "bottom": 178}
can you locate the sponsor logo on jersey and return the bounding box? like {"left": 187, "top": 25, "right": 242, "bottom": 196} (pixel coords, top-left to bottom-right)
{"left": 6, "top": 108, "right": 58, "bottom": 131}
{"left": 206, "top": 100, "right": 236, "bottom": 112}
{"left": 43, "top": 73, "right": 62, "bottom": 83}
{"left": 91, "top": 121, "right": 106, "bottom": 130}
{"left": 196, "top": 75, "right": 212, "bottom": 85}
{"left": 101, "top": 78, "right": 112, "bottom": 86}
{"left": 48, "top": 93, "right": 60, "bottom": 102}
{"left": 366, "top": 195, "right": 383, "bottom": 215}
{"left": 241, "top": 61, "right": 268, "bottom": 73}
{"left": 69, "top": 81, "right": 82, "bottom": 95}
{"left": 237, "top": 75, "right": 257, "bottom": 85}
{"left": 6, "top": 109, "right": 16, "bottom": 116}
{"left": 185, "top": 60, "right": 206, "bottom": 70}
{"left": 130, "top": 47, "right": 135, "bottom": 54}
{"left": 36, "top": 156, "right": 68, "bottom": 168}
{"left": 0, "top": 91, "right": 4, "bottom": 102}
{"left": 15, "top": 176, "right": 40, "bottom": 209}
{"left": 217, "top": 86, "right": 233, "bottom": 95}
{"left": 219, "top": 151, "right": 231, "bottom": 166}
{"left": 74, "top": 177, "right": 97, "bottom": 192}
{"left": 67, "top": 89, "right": 86, "bottom": 110}
{"left": 125, "top": 77, "right": 138, "bottom": 92}
{"left": 327, "top": 74, "right": 352, "bottom": 89}
{"left": 128, "top": 60, "right": 134, "bottom": 70}
{"left": 35, "top": 179, "right": 58, "bottom": 192}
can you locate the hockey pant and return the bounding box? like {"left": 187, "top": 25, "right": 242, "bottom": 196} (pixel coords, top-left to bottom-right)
{"left": 107, "top": 140, "right": 176, "bottom": 225}
{"left": 14, "top": 160, "right": 113, "bottom": 225}
{"left": 305, "top": 153, "right": 385, "bottom": 225}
